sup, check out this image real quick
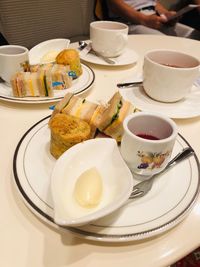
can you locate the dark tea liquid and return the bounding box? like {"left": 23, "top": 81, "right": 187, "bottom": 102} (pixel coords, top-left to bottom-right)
{"left": 161, "top": 63, "right": 183, "bottom": 68}
{"left": 137, "top": 133, "right": 159, "bottom": 140}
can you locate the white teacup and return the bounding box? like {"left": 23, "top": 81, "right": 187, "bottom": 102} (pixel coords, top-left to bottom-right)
{"left": 90, "top": 21, "right": 128, "bottom": 58}
{"left": 0, "top": 45, "right": 29, "bottom": 84}
{"left": 143, "top": 49, "right": 200, "bottom": 103}
{"left": 121, "top": 112, "right": 178, "bottom": 180}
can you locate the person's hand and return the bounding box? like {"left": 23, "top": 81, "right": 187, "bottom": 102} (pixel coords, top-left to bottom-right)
{"left": 142, "top": 14, "right": 167, "bottom": 30}
{"left": 162, "top": 11, "right": 178, "bottom": 26}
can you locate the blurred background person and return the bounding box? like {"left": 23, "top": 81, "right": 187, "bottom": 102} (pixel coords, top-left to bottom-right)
{"left": 170, "top": 0, "right": 200, "bottom": 31}
{"left": 106, "top": 0, "right": 200, "bottom": 39}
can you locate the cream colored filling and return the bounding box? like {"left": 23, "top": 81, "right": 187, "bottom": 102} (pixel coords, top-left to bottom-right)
{"left": 74, "top": 167, "right": 103, "bottom": 209}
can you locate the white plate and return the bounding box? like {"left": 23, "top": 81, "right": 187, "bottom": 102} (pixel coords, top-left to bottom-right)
{"left": 0, "top": 64, "right": 95, "bottom": 104}
{"left": 13, "top": 116, "right": 200, "bottom": 242}
{"left": 28, "top": 38, "right": 70, "bottom": 65}
{"left": 80, "top": 48, "right": 139, "bottom": 66}
{"left": 120, "top": 84, "right": 200, "bottom": 119}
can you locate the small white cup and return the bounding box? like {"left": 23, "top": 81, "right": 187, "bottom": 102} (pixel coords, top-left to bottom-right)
{"left": 143, "top": 49, "right": 200, "bottom": 103}
{"left": 121, "top": 112, "right": 178, "bottom": 180}
{"left": 90, "top": 21, "right": 128, "bottom": 58}
{"left": 0, "top": 45, "right": 29, "bottom": 84}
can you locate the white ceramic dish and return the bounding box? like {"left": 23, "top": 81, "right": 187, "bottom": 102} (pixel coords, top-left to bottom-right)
{"left": 51, "top": 138, "right": 133, "bottom": 226}
{"left": 119, "top": 75, "right": 200, "bottom": 119}
{"left": 13, "top": 116, "right": 200, "bottom": 242}
{"left": 80, "top": 47, "right": 138, "bottom": 66}
{"left": 29, "top": 38, "right": 70, "bottom": 65}
{"left": 0, "top": 63, "right": 95, "bottom": 103}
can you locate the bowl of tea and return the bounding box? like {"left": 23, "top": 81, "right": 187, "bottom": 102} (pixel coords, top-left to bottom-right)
{"left": 143, "top": 49, "right": 200, "bottom": 103}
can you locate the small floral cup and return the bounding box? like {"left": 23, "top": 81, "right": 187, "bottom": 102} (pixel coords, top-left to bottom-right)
{"left": 121, "top": 112, "right": 178, "bottom": 180}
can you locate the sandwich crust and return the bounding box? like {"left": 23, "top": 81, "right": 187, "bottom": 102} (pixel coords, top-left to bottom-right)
{"left": 49, "top": 92, "right": 74, "bottom": 120}
{"left": 51, "top": 93, "right": 100, "bottom": 138}
{"left": 96, "top": 92, "right": 122, "bottom": 131}
{"left": 10, "top": 72, "right": 23, "bottom": 97}
{"left": 103, "top": 100, "right": 133, "bottom": 142}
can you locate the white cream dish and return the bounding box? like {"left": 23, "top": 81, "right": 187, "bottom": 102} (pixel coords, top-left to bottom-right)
{"left": 51, "top": 138, "right": 133, "bottom": 226}
{"left": 29, "top": 38, "right": 70, "bottom": 65}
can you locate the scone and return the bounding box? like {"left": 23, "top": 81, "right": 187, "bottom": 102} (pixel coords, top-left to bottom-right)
{"left": 56, "top": 49, "right": 83, "bottom": 77}
{"left": 49, "top": 113, "right": 91, "bottom": 159}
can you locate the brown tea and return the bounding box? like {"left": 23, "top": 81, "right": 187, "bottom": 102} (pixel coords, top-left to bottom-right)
{"left": 137, "top": 133, "right": 159, "bottom": 140}
{"left": 161, "top": 63, "right": 184, "bottom": 68}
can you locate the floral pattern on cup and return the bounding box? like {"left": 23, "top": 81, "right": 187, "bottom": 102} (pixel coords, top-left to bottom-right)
{"left": 137, "top": 151, "right": 170, "bottom": 170}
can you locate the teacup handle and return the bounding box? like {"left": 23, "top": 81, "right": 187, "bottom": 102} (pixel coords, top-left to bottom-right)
{"left": 194, "top": 68, "right": 200, "bottom": 87}
{"left": 0, "top": 55, "right": 2, "bottom": 77}
{"left": 114, "top": 33, "right": 128, "bottom": 54}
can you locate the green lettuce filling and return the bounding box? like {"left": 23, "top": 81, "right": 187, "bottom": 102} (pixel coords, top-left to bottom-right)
{"left": 109, "top": 100, "right": 122, "bottom": 125}
{"left": 43, "top": 75, "right": 48, "bottom": 96}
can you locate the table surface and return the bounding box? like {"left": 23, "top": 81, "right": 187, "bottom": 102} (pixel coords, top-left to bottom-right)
{"left": 1, "top": 35, "right": 200, "bottom": 267}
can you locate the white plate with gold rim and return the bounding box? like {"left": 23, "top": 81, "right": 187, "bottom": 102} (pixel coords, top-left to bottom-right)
{"left": 0, "top": 63, "right": 95, "bottom": 104}
{"left": 13, "top": 116, "right": 200, "bottom": 242}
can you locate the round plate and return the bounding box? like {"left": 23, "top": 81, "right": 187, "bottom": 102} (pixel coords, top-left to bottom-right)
{"left": 13, "top": 116, "right": 200, "bottom": 242}
{"left": 80, "top": 48, "right": 138, "bottom": 66}
{"left": 0, "top": 64, "right": 95, "bottom": 104}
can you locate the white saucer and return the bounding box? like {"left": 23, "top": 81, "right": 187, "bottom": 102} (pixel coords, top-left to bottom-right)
{"left": 80, "top": 48, "right": 139, "bottom": 66}
{"left": 119, "top": 76, "right": 200, "bottom": 119}
{"left": 13, "top": 116, "right": 200, "bottom": 242}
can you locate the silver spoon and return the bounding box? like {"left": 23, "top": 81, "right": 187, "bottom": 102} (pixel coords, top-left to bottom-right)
{"left": 78, "top": 41, "right": 116, "bottom": 65}
{"left": 117, "top": 81, "right": 143, "bottom": 88}
{"left": 129, "top": 147, "right": 194, "bottom": 199}
{"left": 78, "top": 40, "right": 88, "bottom": 51}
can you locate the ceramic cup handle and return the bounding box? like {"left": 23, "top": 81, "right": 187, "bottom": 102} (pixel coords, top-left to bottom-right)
{"left": 0, "top": 55, "right": 2, "bottom": 77}
{"left": 114, "top": 33, "right": 128, "bottom": 55}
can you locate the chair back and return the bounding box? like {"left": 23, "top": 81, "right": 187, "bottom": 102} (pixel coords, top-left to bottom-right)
{"left": 95, "top": 0, "right": 110, "bottom": 20}
{"left": 0, "top": 0, "right": 95, "bottom": 48}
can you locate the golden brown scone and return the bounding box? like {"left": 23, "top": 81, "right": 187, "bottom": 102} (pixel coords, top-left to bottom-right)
{"left": 56, "top": 49, "right": 82, "bottom": 77}
{"left": 49, "top": 113, "right": 91, "bottom": 159}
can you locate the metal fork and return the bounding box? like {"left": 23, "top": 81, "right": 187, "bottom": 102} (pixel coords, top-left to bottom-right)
{"left": 129, "top": 147, "right": 194, "bottom": 199}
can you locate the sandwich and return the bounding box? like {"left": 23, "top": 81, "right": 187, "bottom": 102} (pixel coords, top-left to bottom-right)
{"left": 30, "top": 63, "right": 72, "bottom": 90}
{"left": 50, "top": 64, "right": 72, "bottom": 90}
{"left": 96, "top": 92, "right": 134, "bottom": 142}
{"left": 50, "top": 93, "right": 101, "bottom": 137}
{"left": 10, "top": 64, "right": 72, "bottom": 98}
{"left": 50, "top": 92, "right": 137, "bottom": 141}
{"left": 50, "top": 92, "right": 74, "bottom": 118}
{"left": 61, "top": 94, "right": 101, "bottom": 138}
{"left": 11, "top": 70, "right": 54, "bottom": 97}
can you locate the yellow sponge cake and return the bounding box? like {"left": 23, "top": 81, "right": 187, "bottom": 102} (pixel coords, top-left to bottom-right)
{"left": 49, "top": 113, "right": 92, "bottom": 159}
